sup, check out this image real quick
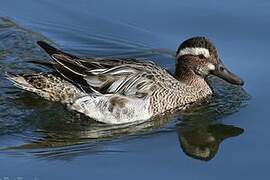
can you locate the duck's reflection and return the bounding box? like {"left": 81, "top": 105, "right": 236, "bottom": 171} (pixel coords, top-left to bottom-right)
{"left": 177, "top": 121, "right": 243, "bottom": 161}
{"left": 5, "top": 110, "right": 244, "bottom": 162}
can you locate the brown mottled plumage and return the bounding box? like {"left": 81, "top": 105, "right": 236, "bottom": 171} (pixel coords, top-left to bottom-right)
{"left": 7, "top": 73, "right": 85, "bottom": 104}
{"left": 6, "top": 37, "right": 244, "bottom": 124}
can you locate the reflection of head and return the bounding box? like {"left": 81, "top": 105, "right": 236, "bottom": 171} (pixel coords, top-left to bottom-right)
{"left": 178, "top": 124, "right": 244, "bottom": 161}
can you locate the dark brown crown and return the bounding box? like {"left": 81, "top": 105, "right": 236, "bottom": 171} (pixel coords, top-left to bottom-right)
{"left": 176, "top": 36, "right": 218, "bottom": 58}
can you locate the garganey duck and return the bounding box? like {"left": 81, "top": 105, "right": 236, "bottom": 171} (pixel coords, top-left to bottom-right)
{"left": 6, "top": 37, "right": 244, "bottom": 124}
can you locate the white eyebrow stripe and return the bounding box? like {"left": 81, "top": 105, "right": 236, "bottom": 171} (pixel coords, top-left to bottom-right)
{"left": 178, "top": 47, "right": 210, "bottom": 58}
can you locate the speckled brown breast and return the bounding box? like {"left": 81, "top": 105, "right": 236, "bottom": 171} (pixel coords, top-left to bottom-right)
{"left": 149, "top": 85, "right": 212, "bottom": 115}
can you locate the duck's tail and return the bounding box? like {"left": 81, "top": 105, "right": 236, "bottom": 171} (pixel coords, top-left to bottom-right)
{"left": 6, "top": 72, "right": 85, "bottom": 104}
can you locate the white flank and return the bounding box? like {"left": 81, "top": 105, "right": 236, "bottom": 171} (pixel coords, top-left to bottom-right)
{"left": 69, "top": 95, "right": 152, "bottom": 124}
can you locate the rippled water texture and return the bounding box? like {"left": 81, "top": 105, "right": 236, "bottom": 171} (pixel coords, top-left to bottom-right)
{"left": 0, "top": 0, "right": 269, "bottom": 179}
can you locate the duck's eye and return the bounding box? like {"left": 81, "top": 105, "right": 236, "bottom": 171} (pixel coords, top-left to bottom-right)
{"left": 198, "top": 54, "right": 205, "bottom": 59}
{"left": 219, "top": 66, "right": 224, "bottom": 71}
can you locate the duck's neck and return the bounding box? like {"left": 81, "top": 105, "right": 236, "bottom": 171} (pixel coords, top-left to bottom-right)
{"left": 175, "top": 63, "right": 213, "bottom": 96}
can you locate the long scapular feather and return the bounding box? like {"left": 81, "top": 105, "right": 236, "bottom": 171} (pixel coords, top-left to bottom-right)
{"left": 37, "top": 41, "right": 79, "bottom": 59}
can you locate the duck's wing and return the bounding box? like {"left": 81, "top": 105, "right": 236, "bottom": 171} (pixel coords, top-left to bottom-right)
{"left": 50, "top": 54, "right": 164, "bottom": 97}
{"left": 36, "top": 41, "right": 175, "bottom": 97}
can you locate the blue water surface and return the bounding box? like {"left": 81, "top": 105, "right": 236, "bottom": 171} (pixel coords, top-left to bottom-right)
{"left": 0, "top": 0, "right": 270, "bottom": 179}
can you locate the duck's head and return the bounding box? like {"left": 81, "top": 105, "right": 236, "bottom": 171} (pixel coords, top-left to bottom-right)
{"left": 176, "top": 36, "right": 244, "bottom": 86}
